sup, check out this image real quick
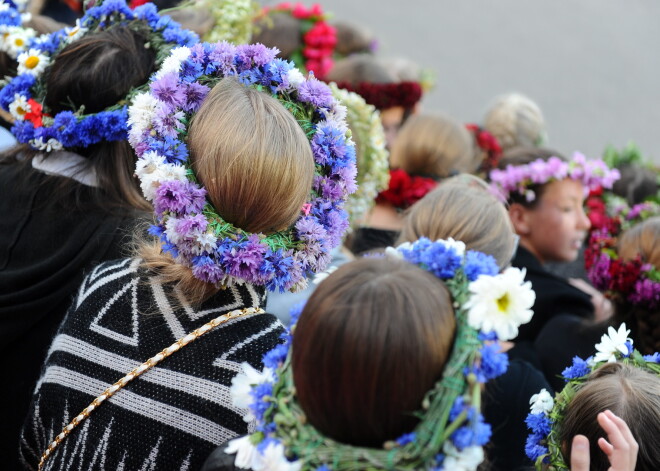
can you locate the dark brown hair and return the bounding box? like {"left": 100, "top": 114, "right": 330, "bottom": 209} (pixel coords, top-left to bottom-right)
{"left": 496, "top": 146, "right": 566, "bottom": 208}
{"left": 559, "top": 362, "right": 660, "bottom": 470}
{"left": 291, "top": 257, "right": 456, "bottom": 447}
{"left": 1, "top": 25, "right": 156, "bottom": 213}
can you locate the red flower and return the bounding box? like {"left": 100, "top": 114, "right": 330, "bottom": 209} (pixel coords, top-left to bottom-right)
{"left": 376, "top": 169, "right": 437, "bottom": 210}
{"left": 24, "top": 99, "right": 44, "bottom": 128}
{"left": 608, "top": 258, "right": 642, "bottom": 294}
{"left": 291, "top": 3, "right": 311, "bottom": 19}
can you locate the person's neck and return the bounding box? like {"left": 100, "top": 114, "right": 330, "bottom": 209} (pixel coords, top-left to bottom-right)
{"left": 519, "top": 238, "right": 545, "bottom": 264}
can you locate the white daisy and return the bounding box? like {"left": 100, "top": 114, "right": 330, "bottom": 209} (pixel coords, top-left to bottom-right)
{"left": 464, "top": 267, "right": 535, "bottom": 341}
{"left": 441, "top": 442, "right": 484, "bottom": 471}
{"left": 154, "top": 46, "right": 191, "bottom": 79}
{"left": 4, "top": 27, "right": 34, "bottom": 58}
{"left": 230, "top": 362, "right": 275, "bottom": 422}
{"left": 31, "top": 137, "right": 63, "bottom": 152}
{"left": 443, "top": 237, "right": 466, "bottom": 257}
{"left": 19, "top": 12, "right": 31, "bottom": 23}
{"left": 286, "top": 68, "right": 305, "bottom": 89}
{"left": 593, "top": 323, "right": 632, "bottom": 363}
{"left": 529, "top": 388, "right": 554, "bottom": 415}
{"left": 194, "top": 232, "right": 218, "bottom": 255}
{"left": 259, "top": 441, "right": 301, "bottom": 471}
{"left": 225, "top": 435, "right": 263, "bottom": 470}
{"left": 64, "top": 19, "right": 87, "bottom": 43}
{"left": 8, "top": 93, "right": 30, "bottom": 120}
{"left": 128, "top": 92, "right": 159, "bottom": 145}
{"left": 135, "top": 151, "right": 187, "bottom": 200}
{"left": 17, "top": 48, "right": 49, "bottom": 76}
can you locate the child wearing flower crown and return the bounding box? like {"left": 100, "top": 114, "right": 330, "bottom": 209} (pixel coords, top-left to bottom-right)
{"left": 490, "top": 147, "right": 620, "bottom": 345}
{"left": 20, "top": 38, "right": 355, "bottom": 469}
{"left": 203, "top": 237, "right": 537, "bottom": 471}
{"left": 0, "top": 9, "right": 174, "bottom": 464}
{"left": 350, "top": 113, "right": 475, "bottom": 255}
{"left": 397, "top": 176, "right": 549, "bottom": 471}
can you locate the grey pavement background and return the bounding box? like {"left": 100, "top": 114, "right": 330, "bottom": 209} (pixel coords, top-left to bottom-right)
{"left": 267, "top": 1, "right": 660, "bottom": 163}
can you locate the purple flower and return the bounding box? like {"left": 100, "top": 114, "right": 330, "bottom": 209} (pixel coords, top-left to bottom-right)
{"left": 181, "top": 82, "right": 210, "bottom": 113}
{"left": 295, "top": 217, "right": 327, "bottom": 242}
{"left": 150, "top": 73, "right": 186, "bottom": 109}
{"left": 241, "top": 43, "right": 278, "bottom": 67}
{"left": 220, "top": 235, "right": 267, "bottom": 282}
{"left": 176, "top": 214, "right": 208, "bottom": 238}
{"left": 192, "top": 255, "right": 224, "bottom": 283}
{"left": 153, "top": 105, "right": 185, "bottom": 138}
{"left": 297, "top": 78, "right": 334, "bottom": 108}
{"left": 208, "top": 41, "right": 237, "bottom": 75}
{"left": 153, "top": 180, "right": 206, "bottom": 215}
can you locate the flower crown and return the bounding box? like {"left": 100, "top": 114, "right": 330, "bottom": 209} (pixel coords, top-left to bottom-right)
{"left": 333, "top": 80, "right": 423, "bottom": 111}
{"left": 585, "top": 200, "right": 660, "bottom": 309}
{"left": 226, "top": 237, "right": 536, "bottom": 470}
{"left": 129, "top": 42, "right": 356, "bottom": 293}
{"left": 195, "top": 0, "right": 260, "bottom": 45}
{"left": 0, "top": 0, "right": 34, "bottom": 60}
{"left": 0, "top": 0, "right": 197, "bottom": 152}
{"left": 259, "top": 2, "right": 337, "bottom": 80}
{"left": 465, "top": 123, "right": 502, "bottom": 174}
{"left": 376, "top": 168, "right": 437, "bottom": 210}
{"left": 525, "top": 323, "right": 660, "bottom": 469}
{"left": 328, "top": 82, "right": 389, "bottom": 228}
{"left": 489, "top": 152, "right": 620, "bottom": 203}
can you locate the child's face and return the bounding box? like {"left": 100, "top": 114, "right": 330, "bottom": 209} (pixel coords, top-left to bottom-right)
{"left": 380, "top": 106, "right": 405, "bottom": 150}
{"left": 520, "top": 179, "right": 591, "bottom": 263}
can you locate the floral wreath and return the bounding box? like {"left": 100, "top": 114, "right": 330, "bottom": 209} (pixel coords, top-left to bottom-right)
{"left": 328, "top": 82, "right": 389, "bottom": 228}
{"left": 465, "top": 123, "right": 502, "bottom": 175}
{"left": 333, "top": 80, "right": 423, "bottom": 111}
{"left": 585, "top": 200, "right": 660, "bottom": 309}
{"left": 0, "top": 0, "right": 198, "bottom": 152}
{"left": 258, "top": 2, "right": 336, "bottom": 80}
{"left": 226, "top": 237, "right": 536, "bottom": 470}
{"left": 488, "top": 152, "right": 621, "bottom": 203}
{"left": 0, "top": 0, "right": 34, "bottom": 61}
{"left": 525, "top": 323, "right": 660, "bottom": 469}
{"left": 376, "top": 168, "right": 437, "bottom": 211}
{"left": 129, "top": 42, "right": 356, "bottom": 293}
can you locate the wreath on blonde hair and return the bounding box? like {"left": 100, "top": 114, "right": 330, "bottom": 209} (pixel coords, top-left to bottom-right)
{"left": 129, "top": 42, "right": 356, "bottom": 293}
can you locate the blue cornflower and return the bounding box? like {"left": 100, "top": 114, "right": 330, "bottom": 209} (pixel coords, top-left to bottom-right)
{"left": 467, "top": 343, "right": 508, "bottom": 382}
{"left": 562, "top": 356, "right": 591, "bottom": 380}
{"left": 525, "top": 413, "right": 552, "bottom": 436}
{"left": 395, "top": 432, "right": 416, "bottom": 446}
{"left": 0, "top": 74, "right": 36, "bottom": 109}
{"left": 624, "top": 340, "right": 633, "bottom": 357}
{"left": 288, "top": 300, "right": 306, "bottom": 328}
{"left": 315, "top": 466, "right": 331, "bottom": 471}
{"left": 463, "top": 250, "right": 499, "bottom": 281}
{"left": 525, "top": 433, "right": 548, "bottom": 461}
{"left": 262, "top": 343, "right": 289, "bottom": 370}
{"left": 643, "top": 352, "right": 660, "bottom": 363}
{"left": 11, "top": 121, "right": 35, "bottom": 143}
{"left": 250, "top": 382, "right": 274, "bottom": 422}
{"left": 132, "top": 3, "right": 160, "bottom": 24}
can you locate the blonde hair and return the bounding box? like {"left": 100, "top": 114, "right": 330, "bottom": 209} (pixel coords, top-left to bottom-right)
{"left": 619, "top": 216, "right": 660, "bottom": 267}
{"left": 398, "top": 175, "right": 515, "bottom": 269}
{"left": 483, "top": 93, "right": 546, "bottom": 151}
{"left": 139, "top": 78, "right": 314, "bottom": 304}
{"left": 389, "top": 114, "right": 477, "bottom": 178}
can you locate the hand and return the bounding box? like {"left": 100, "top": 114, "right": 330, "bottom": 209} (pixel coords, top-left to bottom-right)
{"left": 569, "top": 278, "right": 614, "bottom": 322}
{"left": 570, "top": 410, "right": 638, "bottom": 471}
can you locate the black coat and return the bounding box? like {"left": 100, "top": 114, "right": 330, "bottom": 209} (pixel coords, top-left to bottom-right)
{"left": 512, "top": 246, "right": 594, "bottom": 343}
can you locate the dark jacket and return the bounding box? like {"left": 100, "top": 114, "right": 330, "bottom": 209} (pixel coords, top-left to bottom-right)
{"left": 512, "top": 246, "right": 594, "bottom": 342}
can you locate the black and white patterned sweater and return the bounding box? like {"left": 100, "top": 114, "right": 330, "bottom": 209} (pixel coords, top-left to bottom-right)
{"left": 19, "top": 258, "right": 285, "bottom": 470}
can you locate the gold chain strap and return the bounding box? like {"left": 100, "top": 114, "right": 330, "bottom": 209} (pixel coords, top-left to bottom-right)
{"left": 39, "top": 306, "right": 265, "bottom": 470}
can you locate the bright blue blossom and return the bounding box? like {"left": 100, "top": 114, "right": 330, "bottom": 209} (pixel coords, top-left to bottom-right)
{"left": 463, "top": 250, "right": 499, "bottom": 281}
{"left": 643, "top": 352, "right": 660, "bottom": 363}
{"left": 466, "top": 343, "right": 508, "bottom": 382}
{"left": 525, "top": 433, "right": 549, "bottom": 461}
{"left": 395, "top": 432, "right": 416, "bottom": 446}
{"left": 562, "top": 356, "right": 591, "bottom": 380}
{"left": 525, "top": 413, "right": 552, "bottom": 436}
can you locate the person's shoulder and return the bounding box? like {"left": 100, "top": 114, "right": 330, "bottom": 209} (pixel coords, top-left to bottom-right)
{"left": 200, "top": 441, "right": 241, "bottom": 471}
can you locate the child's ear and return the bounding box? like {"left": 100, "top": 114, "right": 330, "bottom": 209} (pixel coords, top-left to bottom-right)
{"left": 509, "top": 203, "right": 532, "bottom": 236}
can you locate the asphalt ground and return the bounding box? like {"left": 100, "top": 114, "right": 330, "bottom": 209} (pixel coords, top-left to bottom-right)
{"left": 271, "top": 0, "right": 660, "bottom": 163}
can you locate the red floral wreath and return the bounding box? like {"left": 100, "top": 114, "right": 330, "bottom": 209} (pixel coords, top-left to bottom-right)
{"left": 466, "top": 123, "right": 502, "bottom": 174}
{"left": 333, "top": 81, "right": 423, "bottom": 111}
{"left": 264, "top": 3, "right": 337, "bottom": 79}
{"left": 375, "top": 168, "right": 437, "bottom": 210}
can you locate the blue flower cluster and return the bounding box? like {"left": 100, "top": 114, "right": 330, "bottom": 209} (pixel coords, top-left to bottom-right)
{"left": 525, "top": 412, "right": 552, "bottom": 462}
{"left": 0, "top": 1, "right": 198, "bottom": 150}
{"left": 561, "top": 355, "right": 591, "bottom": 380}
{"left": 0, "top": 4, "right": 22, "bottom": 27}
{"left": 464, "top": 342, "right": 509, "bottom": 383}
{"left": 448, "top": 397, "right": 492, "bottom": 451}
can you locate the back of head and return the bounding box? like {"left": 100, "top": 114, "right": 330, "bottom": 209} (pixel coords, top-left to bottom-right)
{"left": 612, "top": 163, "right": 659, "bottom": 206}
{"left": 188, "top": 77, "right": 314, "bottom": 234}
{"left": 252, "top": 12, "right": 302, "bottom": 58}
{"left": 390, "top": 113, "right": 476, "bottom": 178}
{"left": 483, "top": 93, "right": 545, "bottom": 152}
{"left": 325, "top": 53, "right": 396, "bottom": 85}
{"left": 291, "top": 257, "right": 456, "bottom": 447}
{"left": 332, "top": 20, "right": 375, "bottom": 56}
{"left": 559, "top": 362, "right": 660, "bottom": 470}
{"left": 398, "top": 175, "right": 515, "bottom": 269}
{"left": 617, "top": 217, "right": 660, "bottom": 353}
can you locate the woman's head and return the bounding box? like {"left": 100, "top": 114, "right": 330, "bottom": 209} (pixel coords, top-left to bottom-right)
{"left": 389, "top": 113, "right": 476, "bottom": 178}
{"left": 616, "top": 217, "right": 660, "bottom": 354}
{"left": 398, "top": 175, "right": 516, "bottom": 269}
{"left": 483, "top": 92, "right": 546, "bottom": 151}
{"left": 500, "top": 147, "right": 590, "bottom": 263}
{"left": 559, "top": 362, "right": 660, "bottom": 470}
{"left": 292, "top": 257, "right": 456, "bottom": 447}
{"left": 188, "top": 77, "right": 314, "bottom": 234}
{"left": 252, "top": 12, "right": 302, "bottom": 58}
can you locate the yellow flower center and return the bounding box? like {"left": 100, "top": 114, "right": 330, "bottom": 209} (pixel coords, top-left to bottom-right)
{"left": 496, "top": 293, "right": 510, "bottom": 313}
{"left": 68, "top": 28, "right": 79, "bottom": 37}
{"left": 25, "top": 55, "right": 39, "bottom": 69}
{"left": 16, "top": 105, "right": 26, "bottom": 115}
{"left": 14, "top": 38, "right": 24, "bottom": 46}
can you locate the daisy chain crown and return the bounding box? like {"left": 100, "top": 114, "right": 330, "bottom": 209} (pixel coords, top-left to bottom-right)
{"left": 129, "top": 42, "right": 357, "bottom": 293}
{"left": 226, "top": 237, "right": 536, "bottom": 470}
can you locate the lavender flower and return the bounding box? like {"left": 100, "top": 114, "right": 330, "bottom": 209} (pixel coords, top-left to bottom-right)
{"left": 150, "top": 73, "right": 186, "bottom": 109}
{"left": 297, "top": 78, "right": 334, "bottom": 108}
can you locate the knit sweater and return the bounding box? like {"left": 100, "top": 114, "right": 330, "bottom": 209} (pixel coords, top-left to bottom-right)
{"left": 19, "top": 258, "right": 285, "bottom": 470}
